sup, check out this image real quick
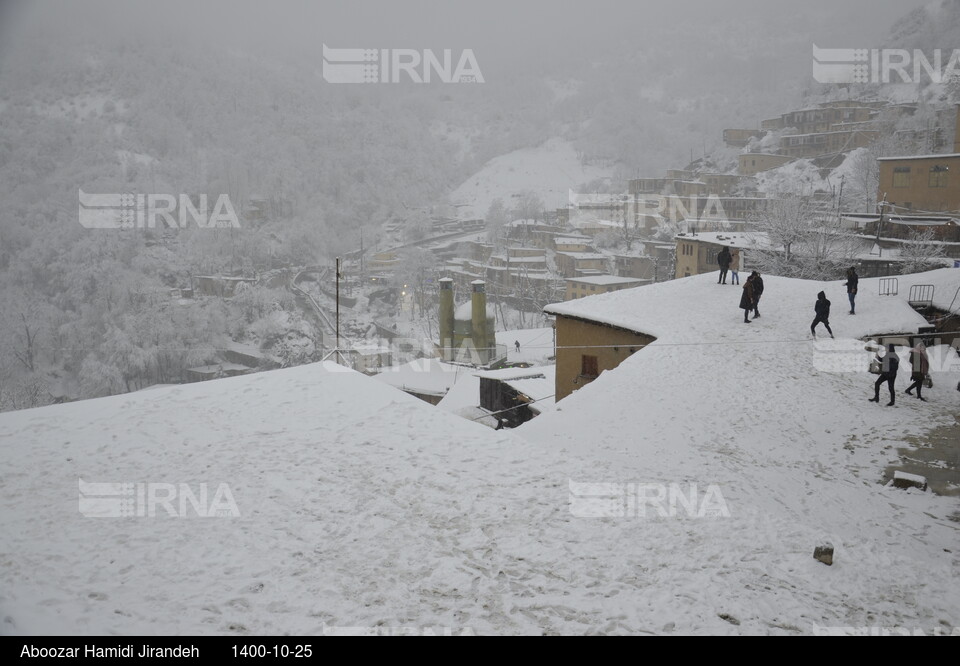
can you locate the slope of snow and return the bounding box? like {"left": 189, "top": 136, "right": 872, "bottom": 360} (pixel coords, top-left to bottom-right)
{"left": 448, "top": 138, "right": 614, "bottom": 220}
{"left": 496, "top": 328, "right": 555, "bottom": 366}
{"left": 0, "top": 363, "right": 591, "bottom": 635}
{"left": 523, "top": 271, "right": 960, "bottom": 632}
{"left": 753, "top": 158, "right": 829, "bottom": 197}
{"left": 1, "top": 274, "right": 958, "bottom": 635}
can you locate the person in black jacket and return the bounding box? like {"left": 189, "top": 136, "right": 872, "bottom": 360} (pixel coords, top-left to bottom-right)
{"left": 717, "top": 247, "right": 732, "bottom": 285}
{"left": 810, "top": 291, "right": 834, "bottom": 338}
{"left": 739, "top": 274, "right": 755, "bottom": 323}
{"left": 870, "top": 344, "right": 900, "bottom": 406}
{"left": 751, "top": 272, "right": 764, "bottom": 319}
{"left": 844, "top": 267, "right": 859, "bottom": 315}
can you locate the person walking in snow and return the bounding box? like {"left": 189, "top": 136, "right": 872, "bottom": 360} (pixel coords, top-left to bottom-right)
{"left": 751, "top": 271, "right": 764, "bottom": 319}
{"left": 717, "top": 247, "right": 732, "bottom": 285}
{"left": 739, "top": 274, "right": 755, "bottom": 324}
{"left": 514, "top": 340, "right": 521, "bottom": 353}
{"left": 810, "top": 291, "right": 834, "bottom": 338}
{"left": 844, "top": 267, "right": 859, "bottom": 315}
{"left": 730, "top": 251, "right": 740, "bottom": 285}
{"left": 905, "top": 341, "right": 930, "bottom": 401}
{"left": 870, "top": 344, "right": 900, "bottom": 407}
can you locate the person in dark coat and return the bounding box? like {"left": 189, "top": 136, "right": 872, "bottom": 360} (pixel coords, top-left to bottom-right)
{"left": 751, "top": 271, "right": 764, "bottom": 319}
{"left": 905, "top": 341, "right": 930, "bottom": 401}
{"left": 870, "top": 344, "right": 900, "bottom": 406}
{"left": 739, "top": 274, "right": 755, "bottom": 323}
{"left": 717, "top": 247, "right": 732, "bottom": 285}
{"left": 810, "top": 291, "right": 834, "bottom": 338}
{"left": 844, "top": 267, "right": 859, "bottom": 315}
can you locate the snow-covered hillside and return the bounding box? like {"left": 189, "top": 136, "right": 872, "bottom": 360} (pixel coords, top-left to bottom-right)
{"left": 448, "top": 138, "right": 614, "bottom": 220}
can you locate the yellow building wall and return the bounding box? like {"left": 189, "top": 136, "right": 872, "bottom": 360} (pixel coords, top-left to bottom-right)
{"left": 675, "top": 241, "right": 741, "bottom": 279}
{"left": 879, "top": 156, "right": 960, "bottom": 213}
{"left": 554, "top": 316, "right": 655, "bottom": 401}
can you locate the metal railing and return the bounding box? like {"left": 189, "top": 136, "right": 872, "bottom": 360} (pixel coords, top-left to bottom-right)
{"left": 908, "top": 285, "right": 935, "bottom": 309}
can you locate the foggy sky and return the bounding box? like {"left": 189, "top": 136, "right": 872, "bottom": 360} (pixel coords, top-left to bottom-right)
{"left": 1, "top": 0, "right": 939, "bottom": 76}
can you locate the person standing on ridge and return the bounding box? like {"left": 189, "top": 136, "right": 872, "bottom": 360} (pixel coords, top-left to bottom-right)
{"left": 844, "top": 267, "right": 859, "bottom": 315}
{"left": 740, "top": 274, "right": 755, "bottom": 324}
{"left": 810, "top": 291, "right": 834, "bottom": 338}
{"left": 751, "top": 271, "right": 764, "bottom": 319}
{"left": 717, "top": 246, "right": 732, "bottom": 285}
{"left": 730, "top": 250, "right": 740, "bottom": 285}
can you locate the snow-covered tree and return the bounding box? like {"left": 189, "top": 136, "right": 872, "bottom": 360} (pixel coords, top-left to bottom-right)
{"left": 749, "top": 195, "right": 860, "bottom": 280}
{"left": 899, "top": 228, "right": 949, "bottom": 275}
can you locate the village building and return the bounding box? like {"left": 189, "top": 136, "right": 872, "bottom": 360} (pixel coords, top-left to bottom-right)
{"left": 349, "top": 345, "right": 393, "bottom": 375}
{"left": 738, "top": 153, "right": 794, "bottom": 176}
{"left": 779, "top": 129, "right": 879, "bottom": 160}
{"left": 723, "top": 129, "right": 765, "bottom": 148}
{"left": 564, "top": 275, "right": 647, "bottom": 301}
{"left": 193, "top": 275, "right": 259, "bottom": 298}
{"left": 476, "top": 366, "right": 556, "bottom": 428}
{"left": 554, "top": 236, "right": 595, "bottom": 253}
{"left": 674, "top": 232, "right": 761, "bottom": 279}
{"left": 614, "top": 254, "right": 657, "bottom": 281}
{"left": 542, "top": 308, "right": 655, "bottom": 402}
{"left": 554, "top": 251, "right": 611, "bottom": 278}
{"left": 878, "top": 153, "right": 960, "bottom": 215}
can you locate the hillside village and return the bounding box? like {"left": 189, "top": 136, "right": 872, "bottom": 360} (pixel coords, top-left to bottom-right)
{"left": 2, "top": 0, "right": 960, "bottom": 639}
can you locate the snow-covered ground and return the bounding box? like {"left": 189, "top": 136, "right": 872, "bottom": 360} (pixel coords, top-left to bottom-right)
{"left": 448, "top": 138, "right": 614, "bottom": 220}
{"left": 1, "top": 272, "right": 958, "bottom": 635}
{"left": 496, "top": 328, "right": 555, "bottom": 366}
{"left": 524, "top": 270, "right": 960, "bottom": 633}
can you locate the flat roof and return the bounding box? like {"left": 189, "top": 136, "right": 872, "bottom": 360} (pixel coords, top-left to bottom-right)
{"left": 556, "top": 252, "right": 609, "bottom": 260}
{"left": 878, "top": 153, "right": 960, "bottom": 161}
{"left": 566, "top": 275, "right": 645, "bottom": 286}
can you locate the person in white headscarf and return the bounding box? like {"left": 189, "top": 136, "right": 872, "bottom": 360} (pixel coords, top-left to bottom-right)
{"left": 905, "top": 341, "right": 931, "bottom": 402}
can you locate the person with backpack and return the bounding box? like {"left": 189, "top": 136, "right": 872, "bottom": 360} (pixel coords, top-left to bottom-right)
{"left": 905, "top": 341, "right": 930, "bottom": 401}
{"left": 870, "top": 344, "right": 900, "bottom": 407}
{"left": 844, "top": 267, "right": 859, "bottom": 315}
{"left": 717, "top": 247, "right": 732, "bottom": 285}
{"left": 810, "top": 291, "right": 834, "bottom": 338}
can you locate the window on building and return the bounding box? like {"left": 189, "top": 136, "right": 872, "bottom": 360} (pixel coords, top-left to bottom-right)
{"left": 581, "top": 355, "right": 599, "bottom": 379}
{"left": 929, "top": 165, "right": 949, "bottom": 188}
{"left": 892, "top": 166, "right": 911, "bottom": 188}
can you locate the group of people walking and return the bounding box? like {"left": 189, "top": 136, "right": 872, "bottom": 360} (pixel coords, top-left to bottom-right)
{"left": 718, "top": 258, "right": 940, "bottom": 408}
{"left": 870, "top": 342, "right": 932, "bottom": 407}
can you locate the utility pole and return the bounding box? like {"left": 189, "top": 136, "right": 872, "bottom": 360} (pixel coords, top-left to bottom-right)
{"left": 876, "top": 195, "right": 888, "bottom": 259}
{"left": 322, "top": 256, "right": 350, "bottom": 367}
{"left": 336, "top": 256, "right": 341, "bottom": 350}
{"left": 359, "top": 228, "right": 365, "bottom": 280}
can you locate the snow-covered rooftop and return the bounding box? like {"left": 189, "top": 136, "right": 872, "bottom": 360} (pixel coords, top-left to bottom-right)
{"left": 674, "top": 232, "right": 772, "bottom": 251}
{"left": 566, "top": 275, "right": 646, "bottom": 286}
{"left": 877, "top": 153, "right": 960, "bottom": 161}
{"left": 524, "top": 272, "right": 960, "bottom": 631}
{"left": 545, "top": 271, "right": 931, "bottom": 342}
